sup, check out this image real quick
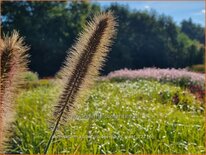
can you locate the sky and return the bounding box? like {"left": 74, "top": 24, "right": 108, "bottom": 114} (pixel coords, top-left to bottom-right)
{"left": 92, "top": 1, "right": 205, "bottom": 26}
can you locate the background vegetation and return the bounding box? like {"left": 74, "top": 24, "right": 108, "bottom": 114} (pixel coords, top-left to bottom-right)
{"left": 2, "top": 1, "right": 205, "bottom": 77}
{"left": 7, "top": 79, "right": 205, "bottom": 154}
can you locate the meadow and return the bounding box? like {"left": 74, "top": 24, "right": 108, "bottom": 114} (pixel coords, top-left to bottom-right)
{"left": 6, "top": 70, "right": 205, "bottom": 154}
{"left": 1, "top": 4, "right": 205, "bottom": 154}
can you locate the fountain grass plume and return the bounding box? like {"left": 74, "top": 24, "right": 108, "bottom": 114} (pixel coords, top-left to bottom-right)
{"left": 0, "top": 31, "right": 29, "bottom": 152}
{"left": 44, "top": 12, "right": 117, "bottom": 154}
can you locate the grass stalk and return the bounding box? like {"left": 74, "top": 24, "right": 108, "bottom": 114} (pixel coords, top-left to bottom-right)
{"left": 44, "top": 12, "right": 117, "bottom": 154}
{"left": 0, "top": 31, "right": 29, "bottom": 152}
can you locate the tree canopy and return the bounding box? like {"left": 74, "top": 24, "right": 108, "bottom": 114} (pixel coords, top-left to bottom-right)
{"left": 2, "top": 1, "right": 204, "bottom": 77}
{"left": 181, "top": 18, "right": 205, "bottom": 44}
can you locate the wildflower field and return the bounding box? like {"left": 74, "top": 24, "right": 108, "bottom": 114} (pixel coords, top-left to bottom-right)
{"left": 7, "top": 68, "right": 205, "bottom": 154}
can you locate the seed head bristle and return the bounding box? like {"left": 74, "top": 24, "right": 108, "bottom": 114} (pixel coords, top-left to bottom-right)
{"left": 55, "top": 11, "right": 117, "bottom": 121}
{"left": 0, "top": 31, "right": 29, "bottom": 152}
{"left": 44, "top": 12, "right": 117, "bottom": 154}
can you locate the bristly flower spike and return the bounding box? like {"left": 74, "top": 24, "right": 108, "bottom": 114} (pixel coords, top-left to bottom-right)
{"left": 44, "top": 11, "right": 117, "bottom": 154}
{"left": 0, "top": 31, "right": 29, "bottom": 152}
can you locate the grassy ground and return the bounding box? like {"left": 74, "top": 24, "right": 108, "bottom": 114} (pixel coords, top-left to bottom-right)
{"left": 6, "top": 80, "right": 205, "bottom": 154}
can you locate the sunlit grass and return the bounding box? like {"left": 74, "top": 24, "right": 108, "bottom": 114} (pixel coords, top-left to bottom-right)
{"left": 7, "top": 80, "right": 205, "bottom": 154}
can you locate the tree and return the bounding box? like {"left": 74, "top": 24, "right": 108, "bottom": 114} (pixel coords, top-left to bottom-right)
{"left": 181, "top": 18, "right": 205, "bottom": 44}
{"left": 2, "top": 1, "right": 100, "bottom": 77}
{"left": 2, "top": 2, "right": 204, "bottom": 76}
{"left": 103, "top": 4, "right": 203, "bottom": 73}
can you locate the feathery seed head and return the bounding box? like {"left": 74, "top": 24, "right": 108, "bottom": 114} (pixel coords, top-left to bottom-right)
{"left": 0, "top": 31, "right": 29, "bottom": 152}
{"left": 55, "top": 11, "right": 117, "bottom": 122}
{"left": 45, "top": 12, "right": 117, "bottom": 154}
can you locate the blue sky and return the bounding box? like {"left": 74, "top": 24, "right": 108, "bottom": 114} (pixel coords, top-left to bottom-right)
{"left": 92, "top": 1, "right": 205, "bottom": 26}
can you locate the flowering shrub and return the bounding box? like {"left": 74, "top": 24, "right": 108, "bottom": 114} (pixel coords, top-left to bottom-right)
{"left": 107, "top": 68, "right": 205, "bottom": 100}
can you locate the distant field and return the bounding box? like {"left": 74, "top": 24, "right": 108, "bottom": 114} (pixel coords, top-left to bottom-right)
{"left": 7, "top": 79, "right": 205, "bottom": 154}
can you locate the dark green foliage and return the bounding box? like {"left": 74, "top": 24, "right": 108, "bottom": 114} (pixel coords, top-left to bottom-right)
{"left": 181, "top": 18, "right": 205, "bottom": 44}
{"left": 103, "top": 4, "right": 204, "bottom": 73}
{"left": 2, "top": 2, "right": 204, "bottom": 77}
{"left": 2, "top": 1, "right": 100, "bottom": 77}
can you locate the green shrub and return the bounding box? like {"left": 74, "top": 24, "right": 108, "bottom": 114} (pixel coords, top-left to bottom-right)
{"left": 21, "top": 79, "right": 54, "bottom": 90}
{"left": 189, "top": 64, "right": 205, "bottom": 73}
{"left": 23, "top": 71, "right": 39, "bottom": 82}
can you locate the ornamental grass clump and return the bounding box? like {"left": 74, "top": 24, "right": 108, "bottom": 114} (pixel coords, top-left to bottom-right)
{"left": 0, "top": 31, "right": 29, "bottom": 152}
{"left": 44, "top": 12, "right": 117, "bottom": 153}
